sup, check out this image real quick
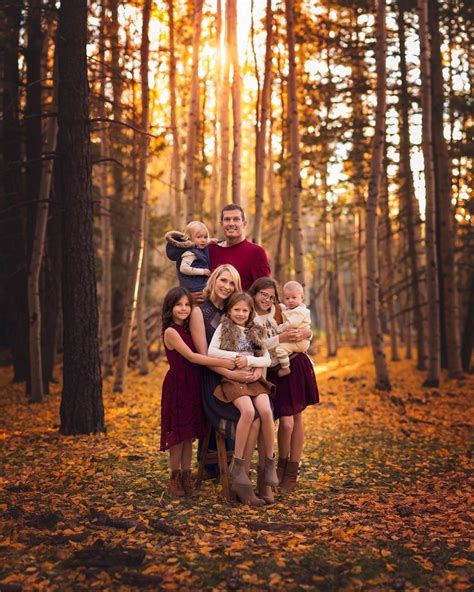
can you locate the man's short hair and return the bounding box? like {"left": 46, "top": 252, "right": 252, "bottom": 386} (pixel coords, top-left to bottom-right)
{"left": 221, "top": 203, "right": 246, "bottom": 221}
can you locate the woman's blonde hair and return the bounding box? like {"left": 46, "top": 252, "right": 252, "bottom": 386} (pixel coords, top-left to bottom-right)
{"left": 203, "top": 264, "right": 242, "bottom": 301}
{"left": 184, "top": 220, "right": 209, "bottom": 240}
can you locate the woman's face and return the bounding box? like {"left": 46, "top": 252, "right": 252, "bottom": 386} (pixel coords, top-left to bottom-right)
{"left": 253, "top": 286, "right": 276, "bottom": 314}
{"left": 214, "top": 271, "right": 237, "bottom": 301}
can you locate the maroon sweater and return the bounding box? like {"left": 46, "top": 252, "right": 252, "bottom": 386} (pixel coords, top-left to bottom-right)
{"left": 209, "top": 239, "right": 271, "bottom": 291}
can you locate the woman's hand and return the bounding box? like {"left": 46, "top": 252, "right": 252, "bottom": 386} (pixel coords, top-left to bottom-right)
{"left": 231, "top": 368, "right": 256, "bottom": 382}
{"left": 279, "top": 329, "right": 299, "bottom": 343}
{"left": 234, "top": 354, "right": 248, "bottom": 369}
{"left": 222, "top": 358, "right": 236, "bottom": 370}
{"left": 250, "top": 367, "right": 263, "bottom": 381}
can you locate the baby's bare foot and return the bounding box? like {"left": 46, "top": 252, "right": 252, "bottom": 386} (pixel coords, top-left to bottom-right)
{"left": 278, "top": 367, "right": 291, "bottom": 377}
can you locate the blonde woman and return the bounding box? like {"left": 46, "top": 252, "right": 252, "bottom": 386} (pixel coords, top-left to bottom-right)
{"left": 190, "top": 265, "right": 264, "bottom": 506}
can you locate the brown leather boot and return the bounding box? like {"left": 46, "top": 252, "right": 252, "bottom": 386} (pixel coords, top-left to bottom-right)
{"left": 230, "top": 456, "right": 265, "bottom": 506}
{"left": 168, "top": 470, "right": 185, "bottom": 496}
{"left": 181, "top": 470, "right": 193, "bottom": 495}
{"left": 276, "top": 456, "right": 288, "bottom": 484}
{"left": 257, "top": 466, "right": 274, "bottom": 504}
{"left": 263, "top": 456, "right": 279, "bottom": 486}
{"left": 279, "top": 460, "right": 299, "bottom": 494}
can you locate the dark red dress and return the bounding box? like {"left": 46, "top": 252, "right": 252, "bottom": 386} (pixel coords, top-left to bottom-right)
{"left": 160, "top": 324, "right": 206, "bottom": 451}
{"left": 267, "top": 353, "right": 319, "bottom": 419}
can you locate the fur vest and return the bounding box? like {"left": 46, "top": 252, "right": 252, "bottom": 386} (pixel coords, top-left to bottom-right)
{"left": 219, "top": 316, "right": 267, "bottom": 357}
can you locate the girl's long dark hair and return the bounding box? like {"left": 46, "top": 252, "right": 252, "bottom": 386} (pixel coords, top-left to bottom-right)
{"left": 161, "top": 287, "right": 192, "bottom": 335}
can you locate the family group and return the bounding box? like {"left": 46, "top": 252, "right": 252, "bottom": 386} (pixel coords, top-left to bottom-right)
{"left": 160, "top": 204, "right": 319, "bottom": 506}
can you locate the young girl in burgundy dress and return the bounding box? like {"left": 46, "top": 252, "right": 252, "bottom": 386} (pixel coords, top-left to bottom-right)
{"left": 249, "top": 278, "right": 319, "bottom": 499}
{"left": 161, "top": 287, "right": 235, "bottom": 496}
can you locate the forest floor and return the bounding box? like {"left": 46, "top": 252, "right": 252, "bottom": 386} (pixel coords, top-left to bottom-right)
{"left": 0, "top": 347, "right": 472, "bottom": 592}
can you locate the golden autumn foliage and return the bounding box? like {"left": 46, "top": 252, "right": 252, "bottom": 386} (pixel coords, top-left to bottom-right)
{"left": 0, "top": 348, "right": 472, "bottom": 591}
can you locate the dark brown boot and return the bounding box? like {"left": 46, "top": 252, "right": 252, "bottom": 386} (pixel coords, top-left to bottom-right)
{"left": 279, "top": 461, "right": 299, "bottom": 494}
{"left": 230, "top": 456, "right": 265, "bottom": 506}
{"left": 181, "top": 470, "right": 194, "bottom": 495}
{"left": 168, "top": 470, "right": 185, "bottom": 496}
{"left": 257, "top": 466, "right": 274, "bottom": 504}
{"left": 276, "top": 456, "right": 288, "bottom": 484}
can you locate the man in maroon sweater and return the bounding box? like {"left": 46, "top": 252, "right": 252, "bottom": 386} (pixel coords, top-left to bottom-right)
{"left": 208, "top": 204, "right": 271, "bottom": 290}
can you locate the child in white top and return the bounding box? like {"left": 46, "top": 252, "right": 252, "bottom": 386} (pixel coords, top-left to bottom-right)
{"left": 275, "top": 281, "right": 311, "bottom": 377}
{"left": 207, "top": 292, "right": 279, "bottom": 502}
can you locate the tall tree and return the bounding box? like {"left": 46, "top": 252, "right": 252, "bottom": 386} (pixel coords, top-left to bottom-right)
{"left": 253, "top": 0, "right": 273, "bottom": 244}
{"left": 219, "top": 0, "right": 232, "bottom": 208}
{"left": 365, "top": 0, "right": 391, "bottom": 391}
{"left": 429, "top": 0, "right": 463, "bottom": 377}
{"left": 397, "top": 0, "right": 427, "bottom": 370}
{"left": 285, "top": 0, "right": 305, "bottom": 287}
{"left": 184, "top": 0, "right": 204, "bottom": 222}
{"left": 58, "top": 0, "right": 104, "bottom": 434}
{"left": 228, "top": 0, "right": 242, "bottom": 204}
{"left": 114, "top": 0, "right": 152, "bottom": 392}
{"left": 168, "top": 0, "right": 183, "bottom": 228}
{"left": 417, "top": 0, "right": 441, "bottom": 386}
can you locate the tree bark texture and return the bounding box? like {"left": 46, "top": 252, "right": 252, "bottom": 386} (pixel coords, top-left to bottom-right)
{"left": 285, "top": 0, "right": 305, "bottom": 287}
{"left": 219, "top": 0, "right": 231, "bottom": 210}
{"left": 58, "top": 0, "right": 104, "bottom": 434}
{"left": 397, "top": 0, "right": 427, "bottom": 370}
{"left": 418, "top": 0, "right": 441, "bottom": 386}
{"left": 184, "top": 0, "right": 204, "bottom": 222}
{"left": 113, "top": 0, "right": 151, "bottom": 392}
{"left": 253, "top": 0, "right": 273, "bottom": 244}
{"left": 365, "top": 0, "right": 391, "bottom": 391}
{"left": 228, "top": 0, "right": 241, "bottom": 205}
{"left": 167, "top": 0, "right": 183, "bottom": 228}
{"left": 429, "top": 0, "right": 463, "bottom": 376}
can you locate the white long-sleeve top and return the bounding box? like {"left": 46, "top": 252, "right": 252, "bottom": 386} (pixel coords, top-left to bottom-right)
{"left": 208, "top": 323, "right": 271, "bottom": 368}
{"left": 279, "top": 303, "right": 311, "bottom": 331}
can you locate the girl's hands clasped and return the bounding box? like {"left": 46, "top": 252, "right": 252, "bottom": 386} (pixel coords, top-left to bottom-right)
{"left": 234, "top": 354, "right": 248, "bottom": 369}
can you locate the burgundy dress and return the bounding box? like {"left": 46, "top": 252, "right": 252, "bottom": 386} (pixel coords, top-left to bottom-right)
{"left": 160, "top": 324, "right": 206, "bottom": 451}
{"left": 267, "top": 353, "right": 319, "bottom": 419}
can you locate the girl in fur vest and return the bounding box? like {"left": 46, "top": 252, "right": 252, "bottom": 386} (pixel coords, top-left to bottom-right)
{"left": 208, "top": 292, "right": 279, "bottom": 502}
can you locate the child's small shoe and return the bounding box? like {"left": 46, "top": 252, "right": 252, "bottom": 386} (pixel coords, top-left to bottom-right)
{"left": 168, "top": 470, "right": 185, "bottom": 496}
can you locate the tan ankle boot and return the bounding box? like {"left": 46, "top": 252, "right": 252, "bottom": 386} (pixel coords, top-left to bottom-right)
{"left": 263, "top": 456, "right": 279, "bottom": 486}
{"left": 279, "top": 460, "right": 299, "bottom": 494}
{"left": 168, "top": 470, "right": 185, "bottom": 496}
{"left": 257, "top": 466, "right": 274, "bottom": 504}
{"left": 276, "top": 456, "right": 288, "bottom": 484}
{"left": 230, "top": 456, "right": 265, "bottom": 506}
{"left": 181, "top": 470, "right": 193, "bottom": 495}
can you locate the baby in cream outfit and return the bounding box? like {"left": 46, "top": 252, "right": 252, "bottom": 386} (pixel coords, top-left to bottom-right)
{"left": 276, "top": 281, "right": 311, "bottom": 377}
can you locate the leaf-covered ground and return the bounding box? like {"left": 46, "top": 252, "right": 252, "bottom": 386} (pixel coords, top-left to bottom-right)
{"left": 0, "top": 348, "right": 472, "bottom": 591}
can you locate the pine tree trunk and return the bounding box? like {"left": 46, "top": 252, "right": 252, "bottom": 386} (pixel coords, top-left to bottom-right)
{"left": 58, "top": 0, "right": 104, "bottom": 434}
{"left": 137, "top": 205, "right": 149, "bottom": 375}
{"left": 228, "top": 0, "right": 241, "bottom": 204}
{"left": 113, "top": 0, "right": 151, "bottom": 393}
{"left": 418, "top": 0, "right": 441, "bottom": 387}
{"left": 429, "top": 0, "right": 463, "bottom": 377}
{"left": 379, "top": 168, "right": 400, "bottom": 361}
{"left": 98, "top": 2, "right": 113, "bottom": 379}
{"left": 184, "top": 0, "right": 204, "bottom": 222}
{"left": 285, "top": 0, "right": 305, "bottom": 286}
{"left": 365, "top": 0, "right": 391, "bottom": 391}
{"left": 253, "top": 0, "right": 273, "bottom": 244}
{"left": 322, "top": 213, "right": 337, "bottom": 357}
{"left": 209, "top": 0, "right": 222, "bottom": 233}
{"left": 219, "top": 0, "right": 231, "bottom": 210}
{"left": 28, "top": 84, "right": 58, "bottom": 403}
{"left": 397, "top": 0, "right": 427, "bottom": 370}
{"left": 167, "top": 0, "right": 183, "bottom": 228}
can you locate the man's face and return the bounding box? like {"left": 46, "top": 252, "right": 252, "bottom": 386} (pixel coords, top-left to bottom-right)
{"left": 221, "top": 209, "right": 247, "bottom": 241}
